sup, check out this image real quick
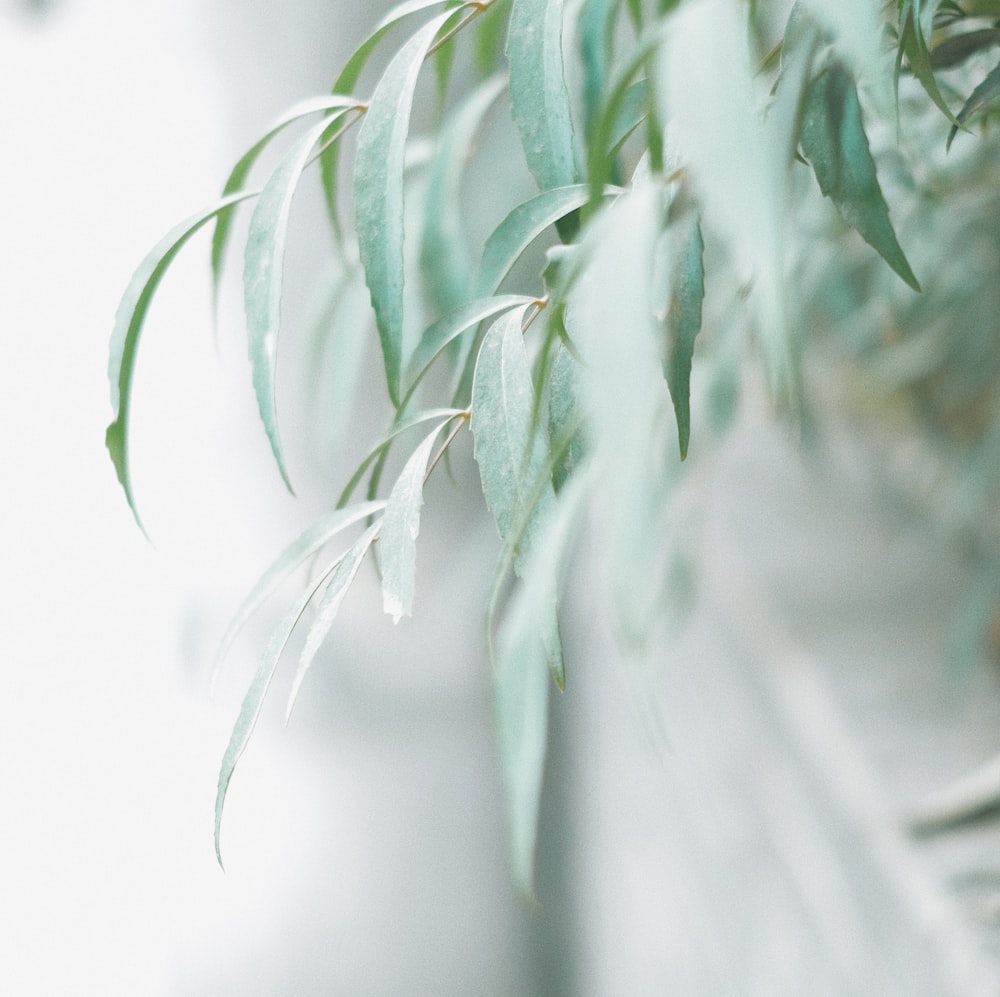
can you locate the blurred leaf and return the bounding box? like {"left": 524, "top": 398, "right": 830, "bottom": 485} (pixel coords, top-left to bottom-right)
{"left": 381, "top": 419, "right": 453, "bottom": 622}
{"left": 507, "top": 0, "right": 579, "bottom": 193}
{"left": 321, "top": 0, "right": 465, "bottom": 231}
{"left": 663, "top": 217, "right": 705, "bottom": 460}
{"left": 948, "top": 59, "right": 1000, "bottom": 147}
{"left": 547, "top": 343, "right": 586, "bottom": 490}
{"left": 579, "top": 0, "right": 619, "bottom": 137}
{"left": 897, "top": 0, "right": 961, "bottom": 125}
{"left": 801, "top": 61, "right": 921, "bottom": 290}
{"left": 797, "top": 0, "right": 885, "bottom": 91}
{"left": 245, "top": 116, "right": 341, "bottom": 492}
{"left": 477, "top": 185, "right": 609, "bottom": 296}
{"left": 286, "top": 520, "right": 382, "bottom": 718}
{"left": 106, "top": 192, "right": 257, "bottom": 535}
{"left": 931, "top": 27, "right": 1000, "bottom": 70}
{"left": 211, "top": 500, "right": 386, "bottom": 689}
{"left": 403, "top": 294, "right": 535, "bottom": 400}
{"left": 212, "top": 97, "right": 359, "bottom": 313}
{"left": 421, "top": 76, "right": 506, "bottom": 316}
{"left": 354, "top": 9, "right": 458, "bottom": 407}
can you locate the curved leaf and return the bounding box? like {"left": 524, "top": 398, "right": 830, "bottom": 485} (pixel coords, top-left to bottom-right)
{"left": 897, "top": 0, "right": 961, "bottom": 126}
{"left": 106, "top": 191, "right": 257, "bottom": 535}
{"left": 801, "top": 62, "right": 920, "bottom": 290}
{"left": 476, "top": 185, "right": 610, "bottom": 296}
{"left": 211, "top": 499, "right": 387, "bottom": 689}
{"left": 948, "top": 59, "right": 1000, "bottom": 149}
{"left": 354, "top": 9, "right": 458, "bottom": 407}
{"left": 212, "top": 96, "right": 360, "bottom": 311}
{"left": 421, "top": 75, "right": 506, "bottom": 316}
{"left": 286, "top": 520, "right": 382, "bottom": 719}
{"left": 380, "top": 419, "right": 453, "bottom": 623}
{"left": 507, "top": 0, "right": 579, "bottom": 192}
{"left": 244, "top": 116, "right": 338, "bottom": 491}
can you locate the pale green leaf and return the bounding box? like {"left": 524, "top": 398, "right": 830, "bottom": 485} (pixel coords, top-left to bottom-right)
{"left": 421, "top": 76, "right": 505, "bottom": 316}
{"left": 579, "top": 0, "right": 619, "bottom": 135}
{"left": 380, "top": 420, "right": 452, "bottom": 623}
{"left": 948, "top": 60, "right": 1000, "bottom": 148}
{"left": 801, "top": 61, "right": 921, "bottom": 290}
{"left": 286, "top": 520, "right": 382, "bottom": 718}
{"left": 212, "top": 96, "right": 359, "bottom": 311}
{"left": 211, "top": 500, "right": 386, "bottom": 689}
{"left": 897, "top": 0, "right": 961, "bottom": 126}
{"left": 507, "top": 0, "right": 579, "bottom": 193}
{"left": 244, "top": 116, "right": 337, "bottom": 492}
{"left": 663, "top": 217, "right": 705, "bottom": 460}
{"left": 106, "top": 192, "right": 257, "bottom": 536}
{"left": 547, "top": 343, "right": 585, "bottom": 491}
{"left": 354, "top": 9, "right": 458, "bottom": 407}
{"left": 476, "top": 184, "right": 609, "bottom": 296}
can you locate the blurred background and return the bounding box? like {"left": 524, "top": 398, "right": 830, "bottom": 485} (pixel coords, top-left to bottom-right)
{"left": 6, "top": 0, "right": 1000, "bottom": 993}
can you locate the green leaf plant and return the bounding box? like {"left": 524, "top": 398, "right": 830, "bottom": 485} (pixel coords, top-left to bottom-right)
{"left": 108, "top": 0, "right": 1000, "bottom": 896}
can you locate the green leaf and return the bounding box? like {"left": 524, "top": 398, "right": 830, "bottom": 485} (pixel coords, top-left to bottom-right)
{"left": 106, "top": 192, "right": 257, "bottom": 536}
{"left": 403, "top": 294, "right": 536, "bottom": 400}
{"left": 507, "top": 0, "right": 579, "bottom": 193}
{"left": 897, "top": 0, "right": 961, "bottom": 126}
{"left": 579, "top": 0, "right": 619, "bottom": 137}
{"left": 354, "top": 9, "right": 458, "bottom": 407}
{"left": 212, "top": 96, "right": 360, "bottom": 313}
{"left": 663, "top": 217, "right": 705, "bottom": 460}
{"left": 547, "top": 343, "right": 585, "bottom": 491}
{"left": 245, "top": 116, "right": 341, "bottom": 492}
{"left": 421, "top": 75, "right": 506, "bottom": 316}
{"left": 932, "top": 28, "right": 1000, "bottom": 70}
{"left": 801, "top": 61, "right": 921, "bottom": 290}
{"left": 476, "top": 184, "right": 609, "bottom": 296}
{"left": 380, "top": 420, "right": 453, "bottom": 623}
{"left": 286, "top": 520, "right": 382, "bottom": 718}
{"left": 321, "top": 0, "right": 465, "bottom": 231}
{"left": 211, "top": 500, "right": 386, "bottom": 689}
{"left": 948, "top": 59, "right": 1000, "bottom": 148}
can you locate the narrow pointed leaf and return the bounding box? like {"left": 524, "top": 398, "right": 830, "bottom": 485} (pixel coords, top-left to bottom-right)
{"left": 421, "top": 76, "right": 505, "bottom": 316}
{"left": 107, "top": 192, "right": 257, "bottom": 535}
{"left": 476, "top": 185, "right": 611, "bottom": 296}
{"left": 403, "top": 294, "right": 535, "bottom": 399}
{"left": 801, "top": 62, "right": 920, "bottom": 290}
{"left": 212, "top": 500, "right": 386, "bottom": 687}
{"left": 286, "top": 520, "right": 382, "bottom": 718}
{"left": 212, "top": 96, "right": 359, "bottom": 309}
{"left": 354, "top": 10, "right": 457, "bottom": 407}
{"left": 244, "top": 116, "right": 337, "bottom": 491}
{"left": 380, "top": 420, "right": 452, "bottom": 623}
{"left": 897, "top": 1, "right": 961, "bottom": 126}
{"left": 931, "top": 28, "right": 1000, "bottom": 70}
{"left": 215, "top": 564, "right": 333, "bottom": 867}
{"left": 663, "top": 217, "right": 705, "bottom": 460}
{"left": 579, "top": 0, "right": 619, "bottom": 136}
{"left": 948, "top": 60, "right": 1000, "bottom": 148}
{"left": 321, "top": 0, "right": 464, "bottom": 230}
{"left": 547, "top": 344, "right": 585, "bottom": 491}
{"left": 508, "top": 0, "right": 579, "bottom": 194}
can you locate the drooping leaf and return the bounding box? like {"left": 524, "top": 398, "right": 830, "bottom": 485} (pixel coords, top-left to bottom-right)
{"left": 421, "top": 76, "right": 506, "bottom": 316}
{"left": 579, "top": 0, "right": 619, "bottom": 137}
{"left": 663, "top": 217, "right": 705, "bottom": 460}
{"left": 106, "top": 192, "right": 257, "bottom": 535}
{"left": 337, "top": 407, "right": 465, "bottom": 507}
{"left": 547, "top": 343, "right": 585, "bottom": 491}
{"left": 932, "top": 27, "right": 1000, "bottom": 70}
{"left": 403, "top": 294, "right": 536, "bottom": 401}
{"left": 354, "top": 9, "right": 458, "bottom": 407}
{"left": 476, "top": 184, "right": 611, "bottom": 297}
{"left": 897, "top": 0, "right": 961, "bottom": 126}
{"left": 211, "top": 500, "right": 386, "bottom": 689}
{"left": 507, "top": 0, "right": 579, "bottom": 193}
{"left": 286, "top": 520, "right": 382, "bottom": 718}
{"left": 801, "top": 61, "right": 921, "bottom": 290}
{"left": 320, "top": 0, "right": 465, "bottom": 231}
{"left": 244, "top": 116, "right": 342, "bottom": 491}
{"left": 380, "top": 419, "right": 453, "bottom": 623}
{"left": 948, "top": 59, "right": 1000, "bottom": 148}
{"left": 212, "top": 96, "right": 359, "bottom": 311}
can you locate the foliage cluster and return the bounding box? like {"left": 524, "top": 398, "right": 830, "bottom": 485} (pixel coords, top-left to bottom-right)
{"left": 108, "top": 0, "right": 1000, "bottom": 894}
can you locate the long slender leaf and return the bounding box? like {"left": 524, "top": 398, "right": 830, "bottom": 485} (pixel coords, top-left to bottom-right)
{"left": 476, "top": 185, "right": 611, "bottom": 296}
{"left": 897, "top": 0, "right": 961, "bottom": 126}
{"left": 380, "top": 420, "right": 452, "bottom": 623}
{"left": 507, "top": 0, "right": 579, "bottom": 193}
{"left": 244, "top": 116, "right": 337, "bottom": 491}
{"left": 663, "top": 217, "right": 705, "bottom": 460}
{"left": 286, "top": 520, "right": 382, "bottom": 718}
{"left": 211, "top": 499, "right": 386, "bottom": 688}
{"left": 421, "top": 76, "right": 506, "bottom": 316}
{"left": 801, "top": 61, "right": 921, "bottom": 290}
{"left": 547, "top": 343, "right": 585, "bottom": 491}
{"left": 107, "top": 192, "right": 257, "bottom": 535}
{"left": 212, "top": 96, "right": 360, "bottom": 311}
{"left": 354, "top": 9, "right": 458, "bottom": 407}
{"left": 948, "top": 59, "right": 1000, "bottom": 148}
